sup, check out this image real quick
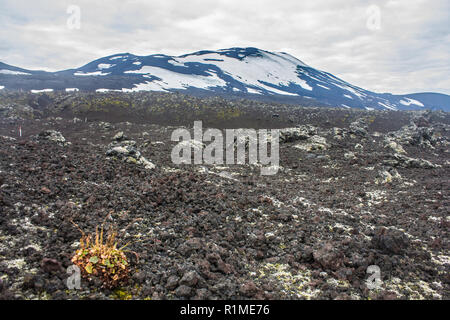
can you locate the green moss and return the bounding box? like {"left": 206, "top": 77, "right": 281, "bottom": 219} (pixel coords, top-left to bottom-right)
{"left": 113, "top": 288, "right": 133, "bottom": 300}
{"left": 127, "top": 157, "right": 138, "bottom": 164}
{"left": 217, "top": 108, "right": 242, "bottom": 120}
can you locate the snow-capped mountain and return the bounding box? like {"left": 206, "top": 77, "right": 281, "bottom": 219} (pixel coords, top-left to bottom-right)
{"left": 0, "top": 47, "right": 449, "bottom": 111}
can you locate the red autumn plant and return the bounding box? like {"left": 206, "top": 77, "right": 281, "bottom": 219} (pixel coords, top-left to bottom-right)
{"left": 70, "top": 215, "right": 140, "bottom": 289}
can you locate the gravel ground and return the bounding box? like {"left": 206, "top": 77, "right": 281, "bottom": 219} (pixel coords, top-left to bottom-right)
{"left": 0, "top": 95, "right": 448, "bottom": 300}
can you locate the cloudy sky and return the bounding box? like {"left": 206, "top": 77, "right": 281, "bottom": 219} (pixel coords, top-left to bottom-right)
{"left": 0, "top": 0, "right": 449, "bottom": 94}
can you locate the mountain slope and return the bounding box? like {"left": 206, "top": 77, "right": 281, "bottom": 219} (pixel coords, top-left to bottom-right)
{"left": 0, "top": 47, "right": 449, "bottom": 111}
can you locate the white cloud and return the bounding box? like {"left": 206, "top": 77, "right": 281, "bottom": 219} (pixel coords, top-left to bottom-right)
{"left": 0, "top": 0, "right": 448, "bottom": 94}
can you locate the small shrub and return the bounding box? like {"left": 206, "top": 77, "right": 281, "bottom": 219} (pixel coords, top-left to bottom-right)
{"left": 71, "top": 222, "right": 130, "bottom": 289}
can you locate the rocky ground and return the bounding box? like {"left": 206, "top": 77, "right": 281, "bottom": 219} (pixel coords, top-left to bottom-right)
{"left": 0, "top": 92, "right": 449, "bottom": 300}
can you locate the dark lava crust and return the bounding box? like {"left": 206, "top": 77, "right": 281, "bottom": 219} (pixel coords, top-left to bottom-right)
{"left": 0, "top": 91, "right": 449, "bottom": 300}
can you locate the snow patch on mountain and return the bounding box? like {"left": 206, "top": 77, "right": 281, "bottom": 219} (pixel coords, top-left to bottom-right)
{"left": 123, "top": 81, "right": 168, "bottom": 93}
{"left": 178, "top": 50, "right": 312, "bottom": 92}
{"left": 31, "top": 89, "right": 53, "bottom": 93}
{"left": 74, "top": 71, "right": 110, "bottom": 76}
{"left": 109, "top": 55, "right": 127, "bottom": 60}
{"left": 276, "top": 52, "right": 309, "bottom": 68}
{"left": 0, "top": 69, "right": 31, "bottom": 75}
{"left": 125, "top": 66, "right": 226, "bottom": 91}
{"left": 96, "top": 88, "right": 113, "bottom": 93}
{"left": 167, "top": 59, "right": 185, "bottom": 67}
{"left": 400, "top": 98, "right": 424, "bottom": 107}
{"left": 317, "top": 84, "right": 330, "bottom": 90}
{"left": 98, "top": 63, "right": 115, "bottom": 70}
{"left": 332, "top": 82, "right": 366, "bottom": 99}
{"left": 296, "top": 78, "right": 313, "bottom": 91}
{"left": 378, "top": 102, "right": 397, "bottom": 110}
{"left": 258, "top": 85, "right": 299, "bottom": 96}
{"left": 247, "top": 88, "right": 262, "bottom": 94}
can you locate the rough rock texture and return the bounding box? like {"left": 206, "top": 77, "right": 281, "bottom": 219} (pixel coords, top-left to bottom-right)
{"left": 280, "top": 125, "right": 317, "bottom": 143}
{"left": 0, "top": 94, "right": 448, "bottom": 301}
{"left": 313, "top": 242, "right": 345, "bottom": 271}
{"left": 106, "top": 132, "right": 155, "bottom": 169}
{"left": 371, "top": 228, "right": 410, "bottom": 255}
{"left": 36, "top": 130, "right": 69, "bottom": 146}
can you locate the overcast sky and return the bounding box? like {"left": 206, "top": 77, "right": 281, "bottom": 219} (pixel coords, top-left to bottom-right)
{"left": 0, "top": 0, "right": 449, "bottom": 94}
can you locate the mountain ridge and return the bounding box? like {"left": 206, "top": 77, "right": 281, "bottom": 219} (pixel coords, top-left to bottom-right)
{"left": 1, "top": 47, "right": 449, "bottom": 111}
